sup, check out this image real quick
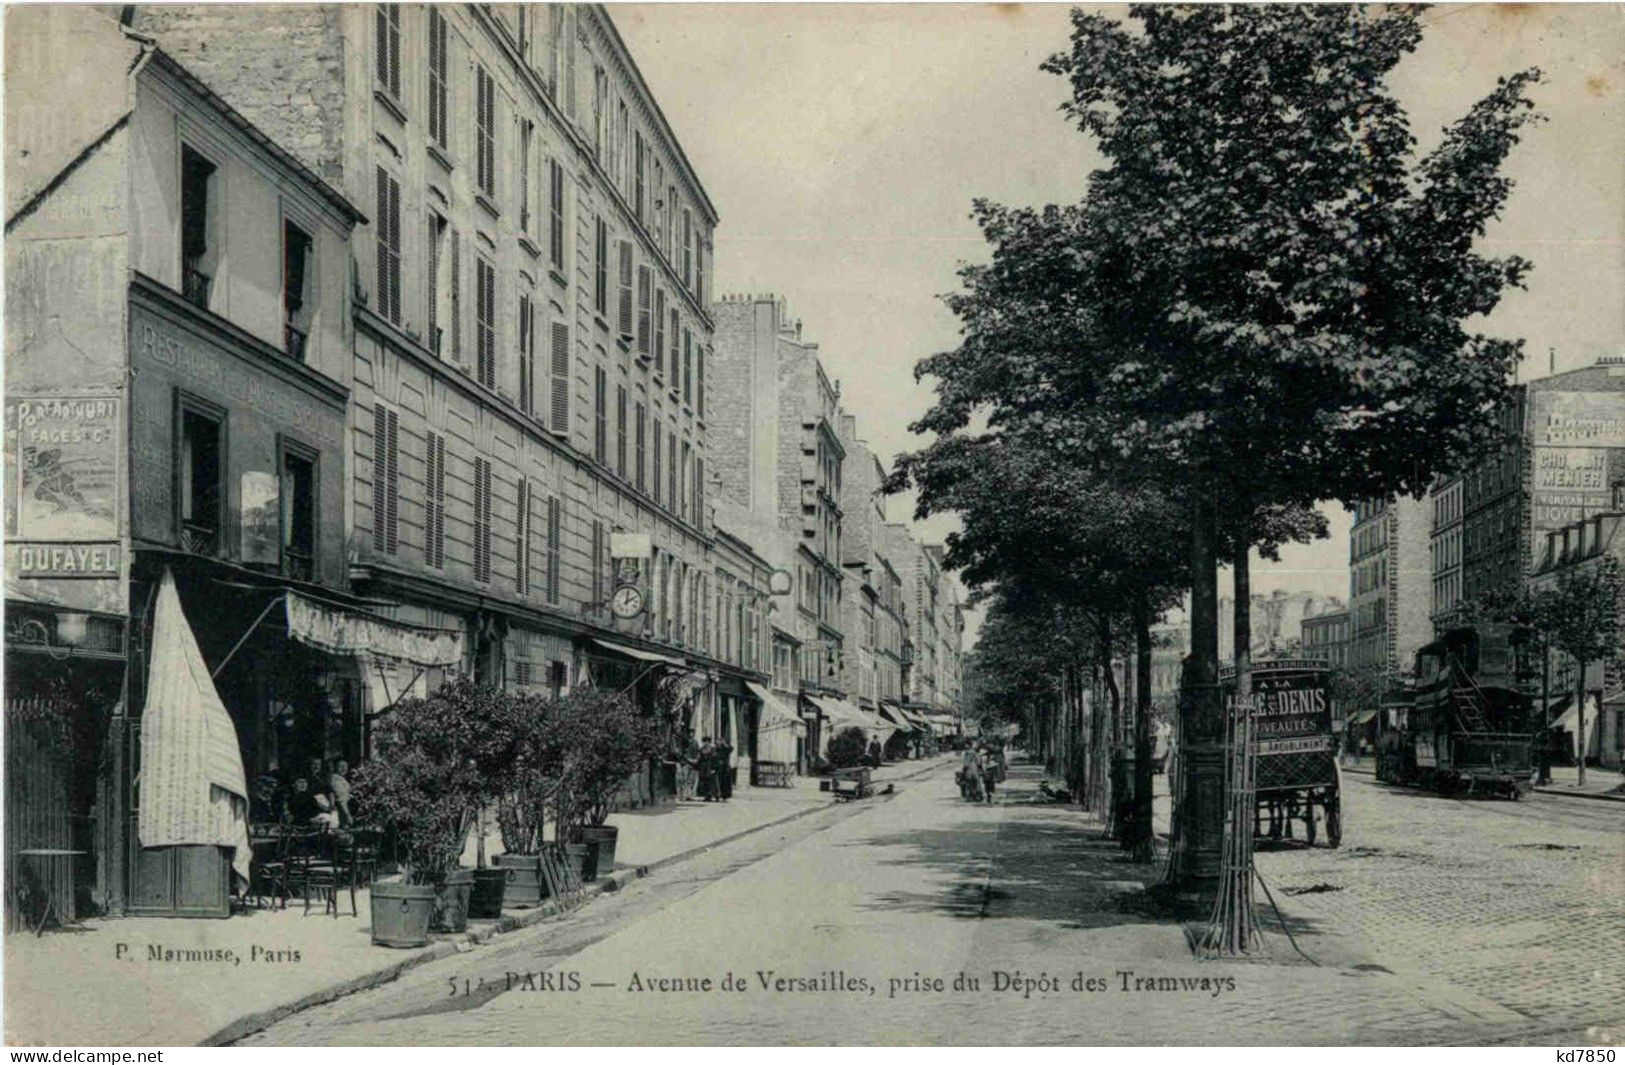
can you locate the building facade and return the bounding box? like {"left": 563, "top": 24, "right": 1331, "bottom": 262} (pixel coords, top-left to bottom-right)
{"left": 7, "top": 8, "right": 368, "bottom": 916}
{"left": 1348, "top": 495, "right": 1432, "bottom": 678}
{"left": 128, "top": 4, "right": 783, "bottom": 803}
{"left": 1430, "top": 476, "right": 1465, "bottom": 631}
{"left": 1299, "top": 604, "right": 1350, "bottom": 671}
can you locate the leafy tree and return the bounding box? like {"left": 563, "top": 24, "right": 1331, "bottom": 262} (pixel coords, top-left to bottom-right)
{"left": 825, "top": 726, "right": 870, "bottom": 771}
{"left": 1530, "top": 557, "right": 1623, "bottom": 785}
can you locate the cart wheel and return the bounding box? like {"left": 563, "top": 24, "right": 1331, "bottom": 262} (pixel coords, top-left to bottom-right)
{"left": 1326, "top": 804, "right": 1342, "bottom": 848}
{"left": 1304, "top": 806, "right": 1317, "bottom": 845}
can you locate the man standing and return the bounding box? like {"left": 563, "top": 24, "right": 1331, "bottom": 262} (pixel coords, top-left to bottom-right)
{"left": 716, "top": 738, "right": 734, "bottom": 801}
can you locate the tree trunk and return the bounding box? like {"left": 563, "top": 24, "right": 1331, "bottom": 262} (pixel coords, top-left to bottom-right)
{"left": 1099, "top": 618, "right": 1122, "bottom": 832}
{"left": 1168, "top": 492, "right": 1219, "bottom": 887}
{"left": 1130, "top": 595, "right": 1156, "bottom": 862}
{"left": 1201, "top": 518, "right": 1263, "bottom": 957}
{"left": 1576, "top": 661, "right": 1587, "bottom": 787}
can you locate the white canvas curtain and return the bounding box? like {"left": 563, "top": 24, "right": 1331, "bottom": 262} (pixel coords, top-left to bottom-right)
{"left": 748, "top": 682, "right": 803, "bottom": 764}
{"left": 137, "top": 569, "right": 252, "bottom": 884}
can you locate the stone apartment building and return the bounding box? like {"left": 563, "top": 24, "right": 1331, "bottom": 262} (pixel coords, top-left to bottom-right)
{"left": 7, "top": 7, "right": 369, "bottom": 915}
{"left": 1299, "top": 602, "right": 1350, "bottom": 671}
{"left": 125, "top": 4, "right": 783, "bottom": 802}
{"left": 1348, "top": 495, "right": 1432, "bottom": 677}
{"left": 1430, "top": 359, "right": 1625, "bottom": 631}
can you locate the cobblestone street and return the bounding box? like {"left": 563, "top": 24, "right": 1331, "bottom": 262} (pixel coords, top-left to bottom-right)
{"left": 240, "top": 760, "right": 1622, "bottom": 1046}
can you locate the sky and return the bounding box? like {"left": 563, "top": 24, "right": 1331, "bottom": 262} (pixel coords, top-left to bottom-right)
{"left": 617, "top": 3, "right": 1625, "bottom": 648}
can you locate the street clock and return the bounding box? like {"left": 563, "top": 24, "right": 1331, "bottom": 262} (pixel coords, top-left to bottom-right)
{"left": 610, "top": 584, "right": 646, "bottom": 620}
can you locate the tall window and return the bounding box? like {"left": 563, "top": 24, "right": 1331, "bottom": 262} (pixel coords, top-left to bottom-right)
{"left": 546, "top": 496, "right": 562, "bottom": 604}
{"left": 374, "top": 167, "right": 401, "bottom": 324}
{"left": 697, "top": 345, "right": 705, "bottom": 419}
{"left": 636, "top": 265, "right": 652, "bottom": 356}
{"left": 654, "top": 161, "right": 666, "bottom": 251}
{"left": 592, "top": 67, "right": 607, "bottom": 160}
{"left": 424, "top": 429, "right": 446, "bottom": 569}
{"left": 652, "top": 429, "right": 663, "bottom": 506}
{"left": 616, "top": 100, "right": 629, "bottom": 187}
{"left": 615, "top": 384, "right": 627, "bottom": 478}
{"left": 516, "top": 477, "right": 530, "bottom": 595}
{"left": 371, "top": 403, "right": 399, "bottom": 555}
{"left": 680, "top": 441, "right": 691, "bottom": 519}
{"left": 426, "top": 214, "right": 448, "bottom": 356}
{"left": 667, "top": 431, "right": 677, "bottom": 510}
{"left": 375, "top": 4, "right": 401, "bottom": 101}
{"left": 634, "top": 402, "right": 647, "bottom": 493}
{"left": 282, "top": 219, "right": 314, "bottom": 360}
{"left": 178, "top": 403, "right": 223, "bottom": 555}
{"left": 668, "top": 309, "right": 680, "bottom": 384}
{"left": 476, "top": 257, "right": 496, "bottom": 388}
{"left": 593, "top": 365, "right": 608, "bottom": 464}
{"left": 473, "top": 456, "right": 492, "bottom": 583}
{"left": 427, "top": 7, "right": 448, "bottom": 147}
{"left": 591, "top": 520, "right": 605, "bottom": 604}
{"left": 682, "top": 209, "right": 693, "bottom": 287}
{"left": 548, "top": 159, "right": 565, "bottom": 269}
{"left": 666, "top": 184, "right": 677, "bottom": 257}
{"left": 449, "top": 230, "right": 463, "bottom": 362}
{"left": 682, "top": 329, "right": 693, "bottom": 406}
{"left": 654, "top": 289, "right": 666, "bottom": 368}
{"left": 548, "top": 321, "right": 570, "bottom": 434}
{"left": 518, "top": 292, "right": 536, "bottom": 415}
{"left": 634, "top": 132, "right": 646, "bottom": 223}
{"left": 694, "top": 457, "right": 704, "bottom": 528}
{"left": 281, "top": 445, "right": 316, "bottom": 581}
{"left": 180, "top": 146, "right": 218, "bottom": 309}
{"left": 617, "top": 240, "right": 633, "bottom": 338}
{"left": 548, "top": 5, "right": 566, "bottom": 97}
{"left": 519, "top": 120, "right": 534, "bottom": 235}
{"left": 593, "top": 218, "right": 608, "bottom": 316}
{"left": 475, "top": 65, "right": 495, "bottom": 198}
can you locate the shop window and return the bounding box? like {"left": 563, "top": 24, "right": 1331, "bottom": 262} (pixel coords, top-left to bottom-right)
{"left": 177, "top": 399, "right": 224, "bottom": 556}
{"left": 180, "top": 145, "right": 218, "bottom": 310}
{"left": 282, "top": 219, "right": 314, "bottom": 361}
{"left": 280, "top": 443, "right": 317, "bottom": 582}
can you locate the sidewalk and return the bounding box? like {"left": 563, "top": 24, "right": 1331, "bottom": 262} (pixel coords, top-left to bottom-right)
{"left": 4, "top": 756, "right": 953, "bottom": 1047}
{"left": 1341, "top": 755, "right": 1625, "bottom": 801}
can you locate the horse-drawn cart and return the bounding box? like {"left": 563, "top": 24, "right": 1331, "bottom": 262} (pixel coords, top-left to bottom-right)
{"left": 1221, "top": 658, "right": 1341, "bottom": 848}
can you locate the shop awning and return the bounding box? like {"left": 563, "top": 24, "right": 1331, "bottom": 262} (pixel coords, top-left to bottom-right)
{"left": 285, "top": 592, "right": 464, "bottom": 668}
{"left": 809, "top": 694, "right": 896, "bottom": 748}
{"left": 590, "top": 637, "right": 687, "bottom": 669}
{"left": 746, "top": 681, "right": 806, "bottom": 734}
{"left": 875, "top": 704, "right": 907, "bottom": 727}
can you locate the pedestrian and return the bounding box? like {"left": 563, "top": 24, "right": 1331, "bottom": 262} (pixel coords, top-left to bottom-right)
{"left": 328, "top": 758, "right": 353, "bottom": 827}
{"left": 697, "top": 738, "right": 718, "bottom": 802}
{"left": 959, "top": 747, "right": 985, "bottom": 803}
{"left": 716, "top": 738, "right": 734, "bottom": 801}
{"left": 981, "top": 747, "right": 998, "bottom": 804}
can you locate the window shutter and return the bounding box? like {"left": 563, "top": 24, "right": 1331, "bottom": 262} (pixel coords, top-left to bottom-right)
{"left": 516, "top": 477, "right": 529, "bottom": 595}
{"left": 697, "top": 346, "right": 705, "bottom": 418}
{"left": 615, "top": 384, "right": 627, "bottom": 478}
{"left": 477, "top": 259, "right": 496, "bottom": 388}
{"left": 565, "top": 11, "right": 577, "bottom": 118}
{"left": 372, "top": 404, "right": 388, "bottom": 552}
{"left": 426, "top": 217, "right": 440, "bottom": 350}
{"left": 374, "top": 169, "right": 389, "bottom": 322}
{"left": 426, "top": 430, "right": 446, "bottom": 569}
{"left": 668, "top": 309, "right": 679, "bottom": 382}
{"left": 695, "top": 457, "right": 704, "bottom": 528}
{"left": 549, "top": 160, "right": 565, "bottom": 269}
{"left": 636, "top": 265, "right": 652, "bottom": 356}
{"left": 655, "top": 289, "right": 666, "bottom": 365}
{"left": 634, "top": 403, "right": 646, "bottom": 494}
{"left": 591, "top": 519, "right": 604, "bottom": 604}
{"left": 617, "top": 240, "right": 633, "bottom": 338}
{"left": 652, "top": 429, "right": 662, "bottom": 505}
{"left": 518, "top": 294, "right": 532, "bottom": 415}
{"left": 474, "top": 456, "right": 492, "bottom": 583}
{"left": 450, "top": 230, "right": 463, "bottom": 362}
{"left": 546, "top": 496, "right": 561, "bottom": 604}
{"left": 375, "top": 6, "right": 390, "bottom": 88}
{"left": 667, "top": 431, "right": 677, "bottom": 511}
{"left": 549, "top": 321, "right": 570, "bottom": 433}
{"left": 593, "top": 366, "right": 607, "bottom": 463}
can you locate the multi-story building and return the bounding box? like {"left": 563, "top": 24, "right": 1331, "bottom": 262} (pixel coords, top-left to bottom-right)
{"left": 886, "top": 526, "right": 940, "bottom": 714}
{"left": 7, "top": 8, "right": 369, "bottom": 915}
{"left": 1348, "top": 495, "right": 1432, "bottom": 677}
{"left": 1299, "top": 603, "right": 1350, "bottom": 671}
{"left": 1430, "top": 360, "right": 1625, "bottom": 623}
{"left": 711, "top": 293, "right": 868, "bottom": 756}
{"left": 129, "top": 5, "right": 765, "bottom": 805}
{"left": 1430, "top": 476, "right": 1465, "bottom": 630}
{"left": 1530, "top": 501, "right": 1625, "bottom": 770}
{"left": 836, "top": 415, "right": 887, "bottom": 710}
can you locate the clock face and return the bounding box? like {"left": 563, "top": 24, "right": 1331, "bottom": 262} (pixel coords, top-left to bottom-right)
{"left": 610, "top": 585, "right": 645, "bottom": 620}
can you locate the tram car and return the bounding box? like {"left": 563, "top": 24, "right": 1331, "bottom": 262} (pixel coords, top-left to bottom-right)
{"left": 1220, "top": 658, "right": 1340, "bottom": 847}
{"left": 1376, "top": 623, "right": 1537, "bottom": 799}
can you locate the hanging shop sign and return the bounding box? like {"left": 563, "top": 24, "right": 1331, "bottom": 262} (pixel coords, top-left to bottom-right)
{"left": 285, "top": 592, "right": 465, "bottom": 668}
{"left": 1220, "top": 659, "right": 1333, "bottom": 755}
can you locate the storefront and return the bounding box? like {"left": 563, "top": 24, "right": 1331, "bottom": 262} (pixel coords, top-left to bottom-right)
{"left": 584, "top": 637, "right": 702, "bottom": 806}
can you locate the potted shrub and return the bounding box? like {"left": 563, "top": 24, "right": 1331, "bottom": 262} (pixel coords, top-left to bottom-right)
{"left": 494, "top": 690, "right": 563, "bottom": 908}
{"left": 554, "top": 686, "right": 659, "bottom": 880}
{"left": 826, "top": 725, "right": 869, "bottom": 771}
{"left": 352, "top": 676, "right": 515, "bottom": 944}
